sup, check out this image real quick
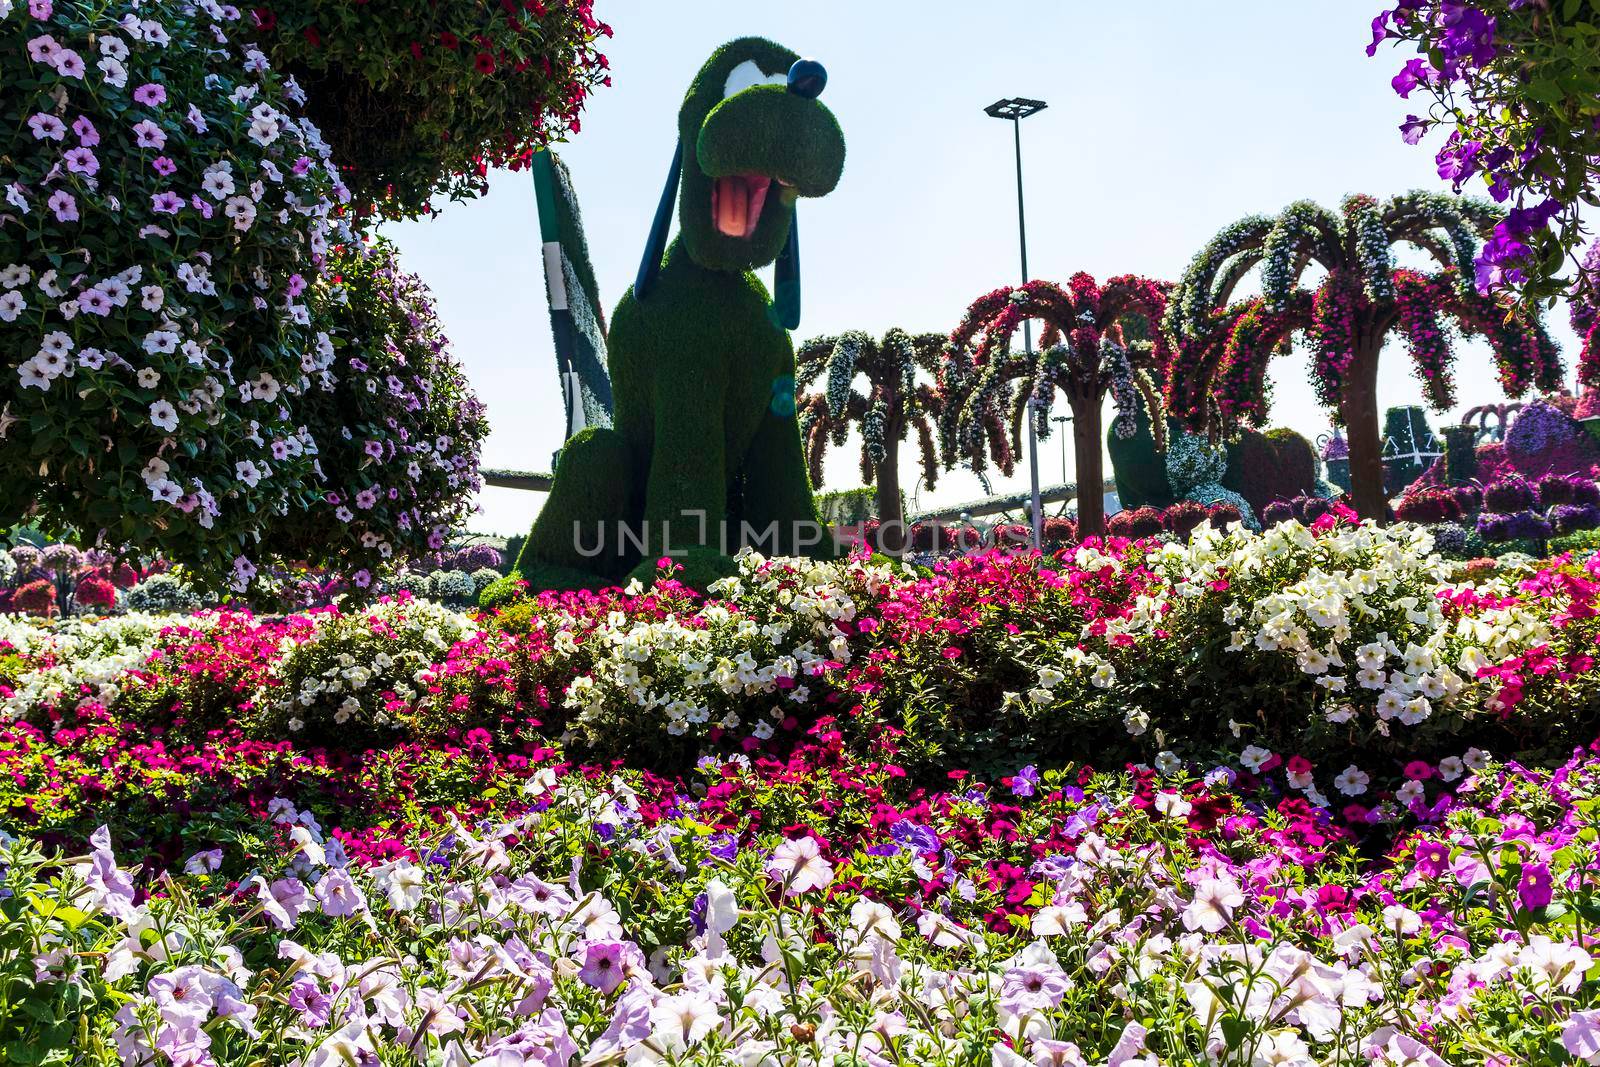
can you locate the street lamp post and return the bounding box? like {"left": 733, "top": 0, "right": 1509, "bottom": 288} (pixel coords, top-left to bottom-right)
{"left": 985, "top": 97, "right": 1047, "bottom": 549}
{"left": 1052, "top": 414, "right": 1071, "bottom": 485}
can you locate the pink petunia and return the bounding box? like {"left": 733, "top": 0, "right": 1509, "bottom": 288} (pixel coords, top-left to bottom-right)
{"left": 26, "top": 34, "right": 59, "bottom": 63}
{"left": 132, "top": 82, "right": 168, "bottom": 106}
{"left": 46, "top": 189, "right": 78, "bottom": 222}
{"left": 64, "top": 147, "right": 98, "bottom": 175}
{"left": 27, "top": 113, "right": 65, "bottom": 141}
{"left": 130, "top": 119, "right": 166, "bottom": 150}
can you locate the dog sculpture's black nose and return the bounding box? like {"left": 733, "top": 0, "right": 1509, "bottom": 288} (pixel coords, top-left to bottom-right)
{"left": 787, "top": 58, "right": 826, "bottom": 99}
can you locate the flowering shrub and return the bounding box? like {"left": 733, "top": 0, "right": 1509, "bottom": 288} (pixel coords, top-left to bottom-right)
{"left": 0, "top": 0, "right": 349, "bottom": 586}
{"left": 249, "top": 595, "right": 475, "bottom": 747}
{"left": 8, "top": 524, "right": 1600, "bottom": 812}
{"left": 1477, "top": 472, "right": 1600, "bottom": 543}
{"left": 121, "top": 572, "right": 201, "bottom": 614}
{"left": 250, "top": 0, "right": 612, "bottom": 214}
{"left": 1368, "top": 1, "right": 1600, "bottom": 298}
{"left": 261, "top": 238, "right": 488, "bottom": 581}
{"left": 1394, "top": 485, "right": 1463, "bottom": 524}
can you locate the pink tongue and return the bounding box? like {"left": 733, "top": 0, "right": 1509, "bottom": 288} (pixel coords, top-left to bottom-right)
{"left": 714, "top": 176, "right": 771, "bottom": 237}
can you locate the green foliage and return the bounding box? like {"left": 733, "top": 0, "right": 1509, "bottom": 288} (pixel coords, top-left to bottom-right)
{"left": 1551, "top": 527, "right": 1600, "bottom": 557}
{"left": 478, "top": 572, "right": 526, "bottom": 609}
{"left": 814, "top": 488, "right": 878, "bottom": 525}
{"left": 1441, "top": 423, "right": 1481, "bottom": 484}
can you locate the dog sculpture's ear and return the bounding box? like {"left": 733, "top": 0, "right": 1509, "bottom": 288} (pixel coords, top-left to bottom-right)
{"left": 633, "top": 139, "right": 684, "bottom": 302}
{"left": 772, "top": 205, "right": 800, "bottom": 330}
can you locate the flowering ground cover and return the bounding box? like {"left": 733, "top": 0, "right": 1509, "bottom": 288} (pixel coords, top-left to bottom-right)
{"left": 4, "top": 519, "right": 1600, "bottom": 1062}
{"left": 6, "top": 725, "right": 1600, "bottom": 1063}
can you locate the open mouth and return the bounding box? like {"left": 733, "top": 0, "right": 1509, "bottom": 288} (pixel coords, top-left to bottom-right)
{"left": 711, "top": 174, "right": 774, "bottom": 238}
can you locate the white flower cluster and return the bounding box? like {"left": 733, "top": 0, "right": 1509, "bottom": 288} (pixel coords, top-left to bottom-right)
{"left": 0, "top": 611, "right": 170, "bottom": 720}
{"left": 1157, "top": 520, "right": 1549, "bottom": 735}
{"left": 259, "top": 597, "right": 475, "bottom": 736}
{"left": 564, "top": 553, "right": 882, "bottom": 744}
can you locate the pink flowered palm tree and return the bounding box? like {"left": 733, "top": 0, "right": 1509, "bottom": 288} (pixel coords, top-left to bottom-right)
{"left": 1166, "top": 192, "right": 1562, "bottom": 522}
{"left": 940, "top": 274, "right": 1170, "bottom": 537}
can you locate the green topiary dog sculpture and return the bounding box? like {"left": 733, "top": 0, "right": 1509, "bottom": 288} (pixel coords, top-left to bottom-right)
{"left": 511, "top": 37, "right": 846, "bottom": 593}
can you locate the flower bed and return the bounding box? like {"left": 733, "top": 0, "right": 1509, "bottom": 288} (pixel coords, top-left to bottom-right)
{"left": 5, "top": 520, "right": 1600, "bottom": 817}
{"left": 6, "top": 724, "right": 1600, "bottom": 1063}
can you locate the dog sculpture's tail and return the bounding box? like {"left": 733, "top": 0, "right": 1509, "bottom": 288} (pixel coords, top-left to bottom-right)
{"left": 532, "top": 149, "right": 614, "bottom": 443}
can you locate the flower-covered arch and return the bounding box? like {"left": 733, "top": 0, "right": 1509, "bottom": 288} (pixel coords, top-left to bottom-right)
{"left": 941, "top": 274, "right": 1170, "bottom": 536}
{"left": 1165, "top": 192, "right": 1560, "bottom": 521}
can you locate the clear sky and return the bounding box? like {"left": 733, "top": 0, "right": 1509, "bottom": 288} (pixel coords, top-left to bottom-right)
{"left": 383, "top": 0, "right": 1583, "bottom": 538}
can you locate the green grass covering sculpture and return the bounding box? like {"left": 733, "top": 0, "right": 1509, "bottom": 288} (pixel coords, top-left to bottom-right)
{"left": 513, "top": 38, "right": 846, "bottom": 592}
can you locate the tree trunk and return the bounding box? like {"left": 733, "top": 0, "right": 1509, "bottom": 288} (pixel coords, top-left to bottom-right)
{"left": 1340, "top": 339, "right": 1388, "bottom": 524}
{"left": 874, "top": 430, "right": 906, "bottom": 554}
{"left": 1072, "top": 394, "right": 1105, "bottom": 538}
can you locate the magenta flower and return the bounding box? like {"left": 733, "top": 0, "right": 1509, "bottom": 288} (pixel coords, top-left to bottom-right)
{"left": 1518, "top": 861, "right": 1553, "bottom": 910}
{"left": 577, "top": 939, "right": 642, "bottom": 995}
{"left": 150, "top": 191, "right": 183, "bottom": 215}
{"left": 151, "top": 156, "right": 176, "bottom": 176}
{"left": 72, "top": 115, "right": 98, "bottom": 146}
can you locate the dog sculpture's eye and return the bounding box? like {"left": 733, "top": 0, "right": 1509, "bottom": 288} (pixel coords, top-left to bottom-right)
{"left": 722, "top": 59, "right": 787, "bottom": 100}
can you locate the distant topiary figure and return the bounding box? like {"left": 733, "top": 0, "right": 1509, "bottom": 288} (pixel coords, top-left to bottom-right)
{"left": 1221, "top": 427, "right": 1319, "bottom": 517}
{"left": 514, "top": 39, "right": 845, "bottom": 591}
{"left": 1106, "top": 403, "right": 1176, "bottom": 511}
{"left": 1166, "top": 431, "right": 1256, "bottom": 528}
{"left": 1382, "top": 406, "right": 1439, "bottom": 495}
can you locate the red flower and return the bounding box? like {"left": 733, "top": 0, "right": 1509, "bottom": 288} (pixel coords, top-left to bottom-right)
{"left": 252, "top": 7, "right": 276, "bottom": 30}
{"left": 474, "top": 52, "right": 496, "bottom": 74}
{"left": 439, "top": 31, "right": 460, "bottom": 50}
{"left": 409, "top": 41, "right": 423, "bottom": 61}
{"left": 303, "top": 26, "right": 322, "bottom": 47}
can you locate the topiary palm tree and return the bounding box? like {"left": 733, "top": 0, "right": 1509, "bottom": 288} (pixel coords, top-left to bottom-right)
{"left": 1165, "top": 191, "right": 1562, "bottom": 521}
{"left": 795, "top": 329, "right": 944, "bottom": 552}
{"left": 939, "top": 274, "right": 1170, "bottom": 537}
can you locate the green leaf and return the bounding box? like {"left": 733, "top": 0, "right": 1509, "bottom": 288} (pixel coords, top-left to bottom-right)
{"left": 1219, "top": 1014, "right": 1251, "bottom": 1050}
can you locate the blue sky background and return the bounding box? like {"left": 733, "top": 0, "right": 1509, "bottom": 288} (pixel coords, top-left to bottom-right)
{"left": 384, "top": 0, "right": 1583, "bottom": 537}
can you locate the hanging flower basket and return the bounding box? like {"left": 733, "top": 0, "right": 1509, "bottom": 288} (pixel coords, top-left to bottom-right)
{"left": 251, "top": 0, "right": 613, "bottom": 216}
